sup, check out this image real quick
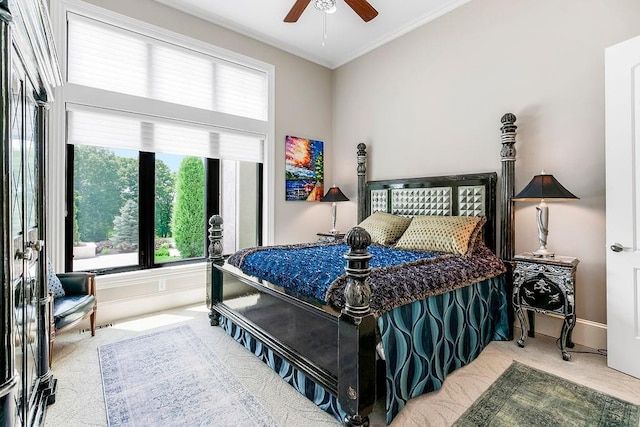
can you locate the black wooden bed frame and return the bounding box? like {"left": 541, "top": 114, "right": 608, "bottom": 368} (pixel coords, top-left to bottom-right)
{"left": 206, "top": 113, "right": 518, "bottom": 426}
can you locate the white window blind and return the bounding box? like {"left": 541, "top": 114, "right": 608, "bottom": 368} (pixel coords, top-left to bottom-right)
{"left": 152, "top": 44, "right": 213, "bottom": 110}
{"left": 216, "top": 63, "right": 267, "bottom": 121}
{"left": 67, "top": 106, "right": 264, "bottom": 163}
{"left": 65, "top": 11, "right": 269, "bottom": 163}
{"left": 67, "top": 14, "right": 147, "bottom": 98}
{"left": 67, "top": 12, "right": 268, "bottom": 121}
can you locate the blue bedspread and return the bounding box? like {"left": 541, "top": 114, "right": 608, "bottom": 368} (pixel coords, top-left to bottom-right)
{"left": 228, "top": 241, "right": 506, "bottom": 317}
{"left": 228, "top": 243, "right": 436, "bottom": 302}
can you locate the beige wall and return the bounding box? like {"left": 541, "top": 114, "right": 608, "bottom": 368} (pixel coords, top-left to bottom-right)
{"left": 82, "top": 0, "right": 334, "bottom": 246}
{"left": 332, "top": 0, "right": 640, "bottom": 324}
{"left": 68, "top": 0, "right": 640, "bottom": 327}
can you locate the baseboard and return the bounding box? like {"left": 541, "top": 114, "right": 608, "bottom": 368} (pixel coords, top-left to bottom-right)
{"left": 517, "top": 313, "right": 607, "bottom": 351}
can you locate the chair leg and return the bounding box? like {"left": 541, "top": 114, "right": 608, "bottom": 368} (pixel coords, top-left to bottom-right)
{"left": 49, "top": 332, "right": 55, "bottom": 367}
{"left": 90, "top": 311, "right": 96, "bottom": 337}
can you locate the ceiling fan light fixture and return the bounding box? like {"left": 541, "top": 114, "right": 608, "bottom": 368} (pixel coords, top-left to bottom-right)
{"left": 314, "top": 0, "right": 337, "bottom": 13}
{"left": 285, "top": 0, "right": 376, "bottom": 23}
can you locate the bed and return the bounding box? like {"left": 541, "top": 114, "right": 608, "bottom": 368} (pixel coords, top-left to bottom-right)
{"left": 206, "top": 113, "right": 519, "bottom": 426}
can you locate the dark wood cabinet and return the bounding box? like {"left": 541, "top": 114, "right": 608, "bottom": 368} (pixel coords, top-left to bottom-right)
{"left": 512, "top": 254, "right": 579, "bottom": 361}
{"left": 0, "top": 0, "right": 61, "bottom": 425}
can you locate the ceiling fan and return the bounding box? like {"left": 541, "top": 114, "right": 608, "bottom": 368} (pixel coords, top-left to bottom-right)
{"left": 284, "top": 0, "right": 378, "bottom": 23}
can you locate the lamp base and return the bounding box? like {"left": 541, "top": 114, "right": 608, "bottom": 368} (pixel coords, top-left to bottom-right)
{"left": 532, "top": 246, "right": 555, "bottom": 258}
{"left": 329, "top": 203, "right": 338, "bottom": 235}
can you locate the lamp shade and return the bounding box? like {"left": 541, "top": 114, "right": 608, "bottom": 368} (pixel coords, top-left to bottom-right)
{"left": 513, "top": 174, "right": 579, "bottom": 201}
{"left": 321, "top": 186, "right": 349, "bottom": 202}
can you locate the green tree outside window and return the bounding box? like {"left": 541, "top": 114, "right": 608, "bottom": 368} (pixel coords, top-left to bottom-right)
{"left": 171, "top": 157, "right": 205, "bottom": 258}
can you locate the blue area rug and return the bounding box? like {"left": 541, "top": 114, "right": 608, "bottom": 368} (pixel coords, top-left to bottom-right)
{"left": 98, "top": 325, "right": 278, "bottom": 426}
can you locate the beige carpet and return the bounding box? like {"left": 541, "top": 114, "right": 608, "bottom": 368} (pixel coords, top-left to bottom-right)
{"left": 45, "top": 304, "right": 640, "bottom": 427}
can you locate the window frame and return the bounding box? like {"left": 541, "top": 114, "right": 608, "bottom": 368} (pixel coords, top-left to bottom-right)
{"left": 65, "top": 147, "right": 248, "bottom": 274}
{"left": 49, "top": 0, "right": 275, "bottom": 274}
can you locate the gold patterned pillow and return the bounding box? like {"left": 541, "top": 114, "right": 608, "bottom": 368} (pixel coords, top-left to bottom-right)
{"left": 358, "top": 212, "right": 412, "bottom": 246}
{"left": 395, "top": 215, "right": 486, "bottom": 256}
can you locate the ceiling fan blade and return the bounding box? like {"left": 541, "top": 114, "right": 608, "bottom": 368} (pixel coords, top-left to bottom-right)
{"left": 284, "top": 0, "right": 312, "bottom": 23}
{"left": 344, "top": 0, "right": 378, "bottom": 22}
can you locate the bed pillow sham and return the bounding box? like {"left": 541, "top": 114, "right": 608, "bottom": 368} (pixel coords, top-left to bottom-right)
{"left": 358, "top": 211, "right": 412, "bottom": 246}
{"left": 394, "top": 215, "right": 486, "bottom": 256}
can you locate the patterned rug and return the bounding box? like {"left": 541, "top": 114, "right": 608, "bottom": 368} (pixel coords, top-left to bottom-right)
{"left": 98, "top": 325, "right": 278, "bottom": 427}
{"left": 454, "top": 361, "right": 640, "bottom": 427}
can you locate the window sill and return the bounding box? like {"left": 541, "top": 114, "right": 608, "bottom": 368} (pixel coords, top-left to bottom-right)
{"left": 95, "top": 261, "right": 207, "bottom": 290}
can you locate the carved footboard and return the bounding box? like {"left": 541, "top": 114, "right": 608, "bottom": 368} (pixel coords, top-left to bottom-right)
{"left": 207, "top": 216, "right": 377, "bottom": 426}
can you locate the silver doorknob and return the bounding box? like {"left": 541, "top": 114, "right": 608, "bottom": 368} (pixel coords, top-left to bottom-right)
{"left": 610, "top": 242, "right": 625, "bottom": 252}
{"left": 27, "top": 240, "right": 44, "bottom": 252}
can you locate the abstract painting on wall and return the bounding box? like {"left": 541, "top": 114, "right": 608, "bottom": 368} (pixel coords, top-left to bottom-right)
{"left": 285, "top": 135, "right": 324, "bottom": 201}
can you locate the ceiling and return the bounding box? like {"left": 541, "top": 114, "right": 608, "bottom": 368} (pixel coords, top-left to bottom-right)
{"left": 153, "top": 0, "right": 471, "bottom": 69}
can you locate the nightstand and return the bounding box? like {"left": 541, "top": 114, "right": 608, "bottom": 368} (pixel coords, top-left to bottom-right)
{"left": 317, "top": 232, "right": 345, "bottom": 243}
{"left": 512, "top": 253, "right": 579, "bottom": 361}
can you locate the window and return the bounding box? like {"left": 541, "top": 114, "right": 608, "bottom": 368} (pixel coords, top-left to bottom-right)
{"left": 59, "top": 3, "right": 272, "bottom": 274}
{"left": 71, "top": 146, "right": 141, "bottom": 271}
{"left": 69, "top": 147, "right": 210, "bottom": 272}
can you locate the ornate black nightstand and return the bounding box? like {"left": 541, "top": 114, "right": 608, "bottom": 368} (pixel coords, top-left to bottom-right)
{"left": 317, "top": 232, "right": 345, "bottom": 243}
{"left": 512, "top": 254, "right": 579, "bottom": 361}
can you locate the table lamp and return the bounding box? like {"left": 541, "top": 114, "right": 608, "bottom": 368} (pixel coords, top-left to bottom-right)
{"left": 513, "top": 172, "right": 578, "bottom": 257}
{"left": 321, "top": 186, "right": 349, "bottom": 234}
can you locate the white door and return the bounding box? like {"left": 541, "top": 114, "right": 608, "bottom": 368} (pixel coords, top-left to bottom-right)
{"left": 605, "top": 35, "right": 640, "bottom": 380}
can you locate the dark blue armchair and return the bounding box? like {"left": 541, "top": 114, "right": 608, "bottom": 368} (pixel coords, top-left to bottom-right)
{"left": 48, "top": 271, "right": 97, "bottom": 365}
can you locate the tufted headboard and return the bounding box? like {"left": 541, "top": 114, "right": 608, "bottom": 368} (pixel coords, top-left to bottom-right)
{"left": 363, "top": 173, "right": 497, "bottom": 253}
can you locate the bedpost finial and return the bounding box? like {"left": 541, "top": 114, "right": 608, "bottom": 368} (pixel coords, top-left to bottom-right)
{"left": 357, "top": 143, "right": 367, "bottom": 154}
{"left": 209, "top": 214, "right": 223, "bottom": 227}
{"left": 343, "top": 226, "right": 372, "bottom": 315}
{"left": 501, "top": 113, "right": 516, "bottom": 126}
{"left": 500, "top": 113, "right": 517, "bottom": 160}
{"left": 345, "top": 226, "right": 371, "bottom": 253}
